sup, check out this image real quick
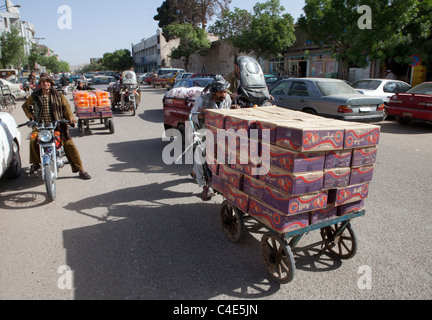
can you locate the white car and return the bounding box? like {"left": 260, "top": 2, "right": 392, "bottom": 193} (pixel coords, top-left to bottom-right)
{"left": 0, "top": 112, "right": 22, "bottom": 179}
{"left": 352, "top": 78, "right": 411, "bottom": 104}
{"left": 352, "top": 79, "right": 411, "bottom": 119}
{"left": 0, "top": 78, "right": 26, "bottom": 100}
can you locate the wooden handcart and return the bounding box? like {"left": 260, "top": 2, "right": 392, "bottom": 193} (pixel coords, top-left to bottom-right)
{"left": 77, "top": 111, "right": 115, "bottom": 137}
{"left": 219, "top": 199, "right": 365, "bottom": 284}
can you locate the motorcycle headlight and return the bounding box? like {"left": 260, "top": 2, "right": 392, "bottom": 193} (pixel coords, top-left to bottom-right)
{"left": 39, "top": 130, "right": 53, "bottom": 143}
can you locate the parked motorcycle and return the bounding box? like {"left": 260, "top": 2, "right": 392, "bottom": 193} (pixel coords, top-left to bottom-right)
{"left": 19, "top": 119, "right": 70, "bottom": 201}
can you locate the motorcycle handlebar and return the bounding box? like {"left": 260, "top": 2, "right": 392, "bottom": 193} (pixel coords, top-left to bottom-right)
{"left": 17, "top": 119, "right": 70, "bottom": 129}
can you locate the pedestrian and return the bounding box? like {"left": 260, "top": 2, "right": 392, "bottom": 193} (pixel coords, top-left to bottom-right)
{"left": 60, "top": 73, "right": 70, "bottom": 95}
{"left": 386, "top": 69, "right": 396, "bottom": 79}
{"left": 21, "top": 73, "right": 92, "bottom": 180}
{"left": 190, "top": 75, "right": 233, "bottom": 200}
{"left": 224, "top": 53, "right": 241, "bottom": 102}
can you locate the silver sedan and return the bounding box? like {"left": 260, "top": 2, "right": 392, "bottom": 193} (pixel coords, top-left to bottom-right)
{"left": 269, "top": 78, "right": 385, "bottom": 122}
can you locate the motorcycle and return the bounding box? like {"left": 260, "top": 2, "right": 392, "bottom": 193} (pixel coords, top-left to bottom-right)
{"left": 109, "top": 71, "right": 140, "bottom": 116}
{"left": 121, "top": 83, "right": 139, "bottom": 116}
{"left": 19, "top": 119, "right": 70, "bottom": 201}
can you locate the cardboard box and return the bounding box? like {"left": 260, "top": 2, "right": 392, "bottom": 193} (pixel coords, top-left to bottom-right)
{"left": 222, "top": 185, "right": 249, "bottom": 213}
{"left": 328, "top": 182, "right": 369, "bottom": 206}
{"left": 310, "top": 205, "right": 337, "bottom": 224}
{"left": 337, "top": 199, "right": 365, "bottom": 216}
{"left": 324, "top": 150, "right": 352, "bottom": 169}
{"left": 243, "top": 176, "right": 327, "bottom": 215}
{"left": 248, "top": 198, "right": 310, "bottom": 233}
{"left": 259, "top": 165, "right": 323, "bottom": 195}
{"left": 218, "top": 164, "right": 243, "bottom": 190}
{"left": 351, "top": 146, "right": 377, "bottom": 167}
{"left": 261, "top": 143, "right": 325, "bottom": 173}
{"left": 349, "top": 165, "right": 374, "bottom": 185}
{"left": 275, "top": 120, "right": 345, "bottom": 152}
{"left": 323, "top": 168, "right": 351, "bottom": 189}
{"left": 343, "top": 123, "right": 380, "bottom": 148}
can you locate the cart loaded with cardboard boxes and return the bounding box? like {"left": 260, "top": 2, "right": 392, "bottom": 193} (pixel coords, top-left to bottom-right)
{"left": 204, "top": 105, "right": 379, "bottom": 283}
{"left": 73, "top": 90, "right": 114, "bottom": 136}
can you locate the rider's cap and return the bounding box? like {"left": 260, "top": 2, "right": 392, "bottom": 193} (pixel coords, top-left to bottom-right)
{"left": 210, "top": 75, "right": 230, "bottom": 93}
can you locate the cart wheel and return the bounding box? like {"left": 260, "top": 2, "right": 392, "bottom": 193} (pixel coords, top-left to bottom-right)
{"left": 220, "top": 200, "right": 244, "bottom": 243}
{"left": 261, "top": 233, "right": 295, "bottom": 284}
{"left": 320, "top": 222, "right": 357, "bottom": 260}
{"left": 103, "top": 118, "right": 109, "bottom": 129}
{"left": 108, "top": 119, "right": 115, "bottom": 134}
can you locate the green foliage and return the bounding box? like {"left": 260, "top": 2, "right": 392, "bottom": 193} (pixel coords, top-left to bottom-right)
{"left": 165, "top": 22, "right": 212, "bottom": 70}
{"left": 210, "top": 0, "right": 295, "bottom": 60}
{"left": 298, "top": 0, "right": 432, "bottom": 68}
{"left": 0, "top": 26, "right": 26, "bottom": 68}
{"left": 100, "top": 49, "right": 133, "bottom": 71}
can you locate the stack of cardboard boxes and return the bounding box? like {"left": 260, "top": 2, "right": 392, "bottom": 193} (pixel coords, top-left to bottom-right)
{"left": 205, "top": 106, "right": 379, "bottom": 233}
{"left": 73, "top": 90, "right": 112, "bottom": 119}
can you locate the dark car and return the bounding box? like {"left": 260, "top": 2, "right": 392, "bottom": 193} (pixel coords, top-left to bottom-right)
{"left": 387, "top": 82, "right": 432, "bottom": 125}
{"left": 269, "top": 78, "right": 385, "bottom": 122}
{"left": 265, "top": 75, "right": 291, "bottom": 90}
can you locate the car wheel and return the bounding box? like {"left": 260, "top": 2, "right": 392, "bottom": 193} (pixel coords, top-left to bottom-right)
{"left": 303, "top": 108, "right": 317, "bottom": 115}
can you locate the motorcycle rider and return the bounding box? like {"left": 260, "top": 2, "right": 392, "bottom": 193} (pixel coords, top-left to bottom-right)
{"left": 190, "top": 75, "right": 234, "bottom": 200}
{"left": 21, "top": 73, "right": 92, "bottom": 180}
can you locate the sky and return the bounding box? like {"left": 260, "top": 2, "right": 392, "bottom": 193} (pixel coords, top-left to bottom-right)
{"left": 12, "top": 0, "right": 306, "bottom": 67}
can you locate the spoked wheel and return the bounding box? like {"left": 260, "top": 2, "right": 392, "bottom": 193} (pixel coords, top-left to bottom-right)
{"left": 261, "top": 233, "right": 295, "bottom": 284}
{"left": 320, "top": 222, "right": 357, "bottom": 260}
{"left": 43, "top": 163, "right": 56, "bottom": 202}
{"left": 220, "top": 200, "right": 244, "bottom": 243}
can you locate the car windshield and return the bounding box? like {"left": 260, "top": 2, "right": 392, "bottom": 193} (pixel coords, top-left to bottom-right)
{"left": 407, "top": 82, "right": 432, "bottom": 95}
{"left": 316, "top": 81, "right": 359, "bottom": 96}
{"left": 352, "top": 80, "right": 381, "bottom": 90}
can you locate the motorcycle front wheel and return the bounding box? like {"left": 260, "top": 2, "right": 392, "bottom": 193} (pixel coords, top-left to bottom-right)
{"left": 129, "top": 101, "right": 136, "bottom": 116}
{"left": 43, "top": 163, "right": 56, "bottom": 201}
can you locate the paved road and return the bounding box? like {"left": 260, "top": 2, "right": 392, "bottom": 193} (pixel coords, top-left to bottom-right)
{"left": 0, "top": 86, "right": 431, "bottom": 300}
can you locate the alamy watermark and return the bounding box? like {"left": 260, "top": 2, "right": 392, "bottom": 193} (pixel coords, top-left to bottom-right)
{"left": 162, "top": 121, "right": 271, "bottom": 176}
{"left": 58, "top": 5, "right": 72, "bottom": 30}
{"left": 357, "top": 5, "right": 372, "bottom": 29}
{"left": 57, "top": 265, "right": 73, "bottom": 290}
{"left": 357, "top": 265, "right": 372, "bottom": 289}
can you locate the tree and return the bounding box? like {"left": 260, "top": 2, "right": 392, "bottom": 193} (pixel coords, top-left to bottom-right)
{"left": 154, "top": 0, "right": 231, "bottom": 35}
{"left": 211, "top": 0, "right": 295, "bottom": 60}
{"left": 208, "top": 7, "right": 253, "bottom": 50}
{"left": 0, "top": 25, "right": 26, "bottom": 69}
{"left": 298, "top": 0, "right": 431, "bottom": 78}
{"left": 164, "top": 22, "right": 212, "bottom": 70}
{"left": 100, "top": 49, "right": 133, "bottom": 71}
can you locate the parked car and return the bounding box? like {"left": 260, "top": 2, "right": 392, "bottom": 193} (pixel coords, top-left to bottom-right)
{"left": 387, "top": 82, "right": 432, "bottom": 125}
{"left": 138, "top": 73, "right": 152, "bottom": 83}
{"left": 152, "top": 68, "right": 186, "bottom": 87}
{"left": 269, "top": 78, "right": 385, "bottom": 122}
{"left": 265, "top": 75, "right": 291, "bottom": 90}
{"left": 0, "top": 112, "right": 22, "bottom": 179}
{"left": 352, "top": 78, "right": 411, "bottom": 119}
{"left": 0, "top": 78, "right": 26, "bottom": 100}
{"left": 174, "top": 72, "right": 193, "bottom": 83}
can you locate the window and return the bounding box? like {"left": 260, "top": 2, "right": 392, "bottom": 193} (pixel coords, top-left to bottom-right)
{"left": 383, "top": 82, "right": 398, "bottom": 93}
{"left": 288, "top": 81, "right": 309, "bottom": 96}
{"left": 270, "top": 81, "right": 291, "bottom": 96}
